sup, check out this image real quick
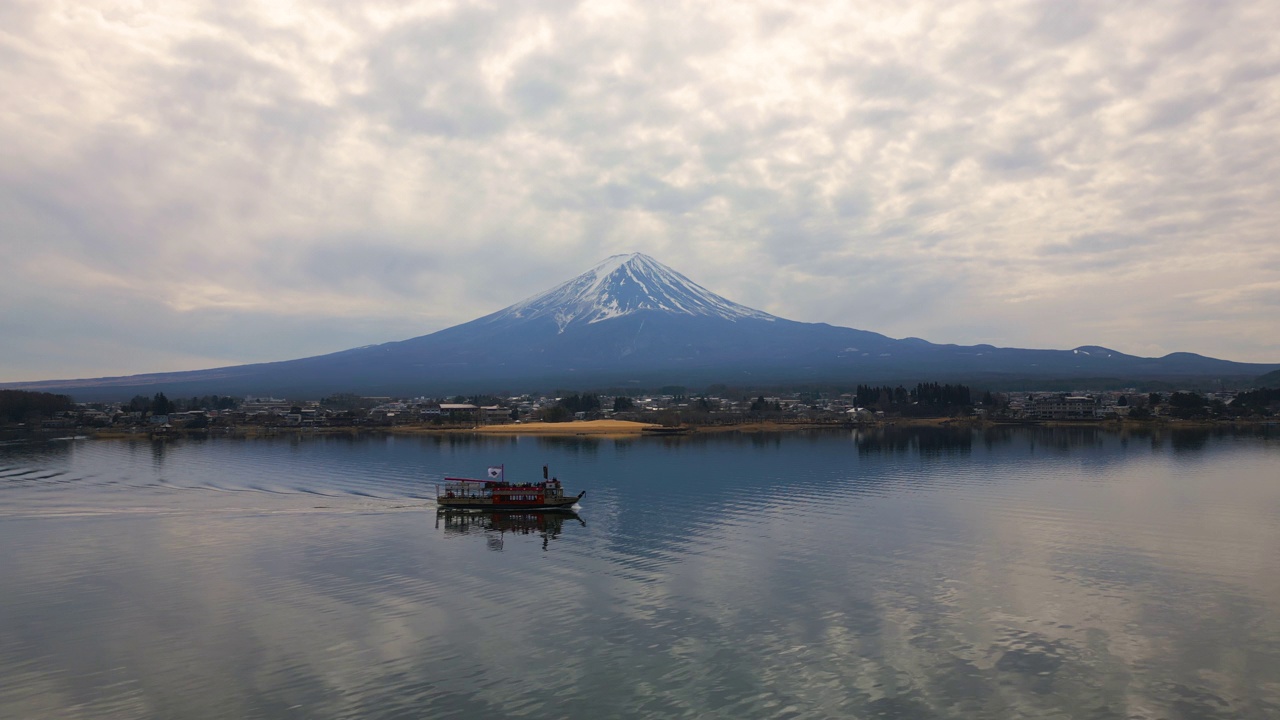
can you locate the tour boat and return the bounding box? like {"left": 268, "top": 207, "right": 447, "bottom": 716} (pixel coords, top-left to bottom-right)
{"left": 435, "top": 465, "right": 585, "bottom": 511}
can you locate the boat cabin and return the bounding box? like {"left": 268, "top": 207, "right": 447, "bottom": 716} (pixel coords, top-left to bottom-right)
{"left": 438, "top": 477, "right": 567, "bottom": 506}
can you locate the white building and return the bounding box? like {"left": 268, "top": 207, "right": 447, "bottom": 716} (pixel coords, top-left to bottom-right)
{"left": 1032, "top": 396, "right": 1097, "bottom": 420}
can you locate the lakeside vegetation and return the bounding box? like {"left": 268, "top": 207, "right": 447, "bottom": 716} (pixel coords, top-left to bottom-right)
{"left": 0, "top": 390, "right": 74, "bottom": 423}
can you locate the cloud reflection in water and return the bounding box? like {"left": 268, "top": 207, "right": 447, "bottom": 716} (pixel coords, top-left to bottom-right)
{"left": 0, "top": 428, "right": 1277, "bottom": 718}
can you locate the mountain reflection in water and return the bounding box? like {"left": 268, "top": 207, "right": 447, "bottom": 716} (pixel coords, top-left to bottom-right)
{"left": 0, "top": 427, "right": 1277, "bottom": 719}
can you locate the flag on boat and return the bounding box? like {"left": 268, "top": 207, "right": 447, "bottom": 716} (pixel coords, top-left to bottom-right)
{"left": 487, "top": 466, "right": 503, "bottom": 479}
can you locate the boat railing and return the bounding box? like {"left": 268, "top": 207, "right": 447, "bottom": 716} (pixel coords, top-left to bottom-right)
{"left": 438, "top": 480, "right": 494, "bottom": 499}
{"left": 435, "top": 476, "right": 571, "bottom": 505}
{"left": 438, "top": 478, "right": 563, "bottom": 497}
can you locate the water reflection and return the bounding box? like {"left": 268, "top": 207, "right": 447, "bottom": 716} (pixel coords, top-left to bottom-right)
{"left": 436, "top": 509, "right": 585, "bottom": 551}
{"left": 1, "top": 429, "right": 1278, "bottom": 718}
{"left": 853, "top": 426, "right": 974, "bottom": 457}
{"left": 846, "top": 423, "right": 1279, "bottom": 459}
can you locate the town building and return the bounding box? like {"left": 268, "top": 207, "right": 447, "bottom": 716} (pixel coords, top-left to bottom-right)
{"left": 1032, "top": 396, "right": 1097, "bottom": 420}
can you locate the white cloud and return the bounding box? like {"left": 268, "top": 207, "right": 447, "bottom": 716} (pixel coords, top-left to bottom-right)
{"left": 2, "top": 0, "right": 1279, "bottom": 380}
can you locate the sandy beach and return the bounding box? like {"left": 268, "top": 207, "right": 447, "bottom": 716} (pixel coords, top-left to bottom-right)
{"left": 467, "top": 419, "right": 658, "bottom": 435}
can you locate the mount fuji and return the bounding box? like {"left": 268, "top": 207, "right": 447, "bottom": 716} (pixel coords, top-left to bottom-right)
{"left": 10, "top": 253, "right": 1279, "bottom": 399}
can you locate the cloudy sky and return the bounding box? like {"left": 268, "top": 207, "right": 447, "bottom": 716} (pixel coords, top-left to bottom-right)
{"left": 3, "top": 0, "right": 1279, "bottom": 382}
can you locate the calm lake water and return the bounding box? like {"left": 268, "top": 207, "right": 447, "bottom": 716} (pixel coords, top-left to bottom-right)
{"left": 2, "top": 427, "right": 1278, "bottom": 719}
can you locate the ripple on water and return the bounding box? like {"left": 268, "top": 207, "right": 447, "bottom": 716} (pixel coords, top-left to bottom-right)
{"left": 0, "top": 431, "right": 1278, "bottom": 718}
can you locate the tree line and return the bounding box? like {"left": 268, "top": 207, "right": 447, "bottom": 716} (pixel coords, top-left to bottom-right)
{"left": 0, "top": 390, "right": 74, "bottom": 423}
{"left": 1229, "top": 387, "right": 1280, "bottom": 415}
{"left": 855, "top": 383, "right": 973, "bottom": 414}
{"left": 1142, "top": 389, "right": 1280, "bottom": 419}
{"left": 124, "top": 393, "right": 240, "bottom": 415}
{"left": 538, "top": 393, "right": 604, "bottom": 422}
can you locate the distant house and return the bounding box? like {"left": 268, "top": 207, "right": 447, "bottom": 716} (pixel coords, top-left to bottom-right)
{"left": 437, "top": 403, "right": 480, "bottom": 419}
{"left": 240, "top": 399, "right": 291, "bottom": 415}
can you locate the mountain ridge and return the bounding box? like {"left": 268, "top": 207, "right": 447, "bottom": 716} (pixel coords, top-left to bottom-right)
{"left": 5, "top": 253, "right": 1278, "bottom": 400}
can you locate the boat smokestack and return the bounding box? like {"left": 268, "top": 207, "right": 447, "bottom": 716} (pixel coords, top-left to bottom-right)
{"left": 543, "top": 465, "right": 549, "bottom": 480}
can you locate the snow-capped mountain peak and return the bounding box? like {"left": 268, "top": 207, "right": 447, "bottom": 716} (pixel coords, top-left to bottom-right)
{"left": 489, "top": 253, "right": 777, "bottom": 332}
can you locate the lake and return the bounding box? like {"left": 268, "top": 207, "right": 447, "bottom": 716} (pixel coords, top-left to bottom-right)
{"left": 2, "top": 426, "right": 1278, "bottom": 719}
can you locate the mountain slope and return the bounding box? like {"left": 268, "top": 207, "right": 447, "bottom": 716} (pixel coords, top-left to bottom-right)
{"left": 7, "top": 253, "right": 1279, "bottom": 399}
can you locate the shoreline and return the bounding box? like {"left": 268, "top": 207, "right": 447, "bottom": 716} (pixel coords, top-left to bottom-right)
{"left": 7, "top": 416, "right": 1272, "bottom": 442}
